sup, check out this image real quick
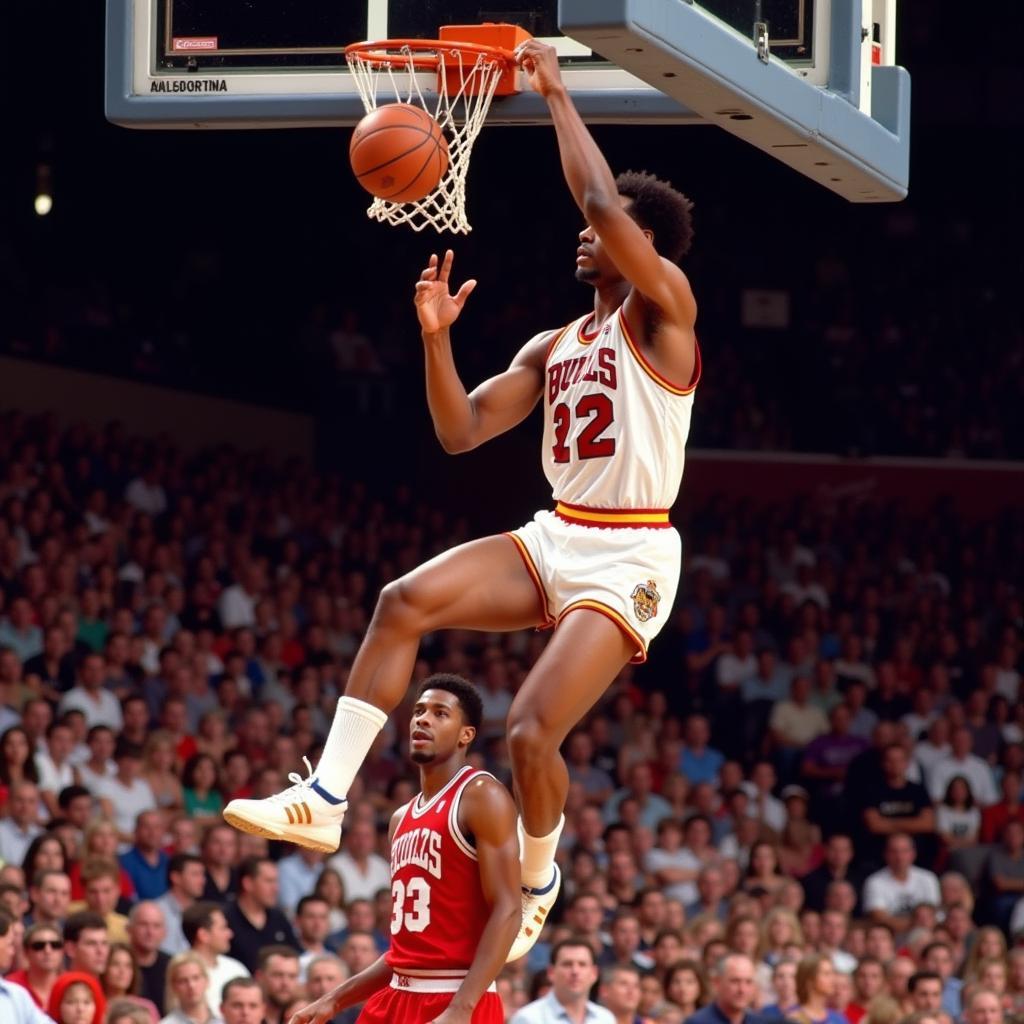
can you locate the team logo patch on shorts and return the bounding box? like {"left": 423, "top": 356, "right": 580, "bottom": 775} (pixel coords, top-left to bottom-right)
{"left": 631, "top": 580, "right": 661, "bottom": 622}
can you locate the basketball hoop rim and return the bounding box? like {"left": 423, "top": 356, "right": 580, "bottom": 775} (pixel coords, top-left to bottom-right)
{"left": 344, "top": 38, "right": 518, "bottom": 72}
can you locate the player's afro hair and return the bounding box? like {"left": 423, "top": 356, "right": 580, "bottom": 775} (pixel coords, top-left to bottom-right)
{"left": 615, "top": 170, "right": 695, "bottom": 263}
{"left": 415, "top": 673, "right": 484, "bottom": 735}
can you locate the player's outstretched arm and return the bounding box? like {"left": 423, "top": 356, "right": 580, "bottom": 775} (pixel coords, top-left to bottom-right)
{"left": 286, "top": 955, "right": 393, "bottom": 1024}
{"left": 415, "top": 250, "right": 547, "bottom": 453}
{"left": 516, "top": 41, "right": 696, "bottom": 360}
{"left": 428, "top": 776, "right": 521, "bottom": 1024}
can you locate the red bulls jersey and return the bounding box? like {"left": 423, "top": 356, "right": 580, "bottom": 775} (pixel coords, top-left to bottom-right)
{"left": 386, "top": 765, "right": 493, "bottom": 975}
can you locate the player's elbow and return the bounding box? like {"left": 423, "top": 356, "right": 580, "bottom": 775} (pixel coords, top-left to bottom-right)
{"left": 435, "top": 428, "right": 476, "bottom": 454}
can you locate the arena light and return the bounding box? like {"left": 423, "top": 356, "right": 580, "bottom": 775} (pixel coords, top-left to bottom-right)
{"left": 35, "top": 164, "right": 53, "bottom": 216}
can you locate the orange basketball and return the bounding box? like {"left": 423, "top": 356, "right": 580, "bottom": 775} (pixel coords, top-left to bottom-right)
{"left": 349, "top": 103, "right": 450, "bottom": 204}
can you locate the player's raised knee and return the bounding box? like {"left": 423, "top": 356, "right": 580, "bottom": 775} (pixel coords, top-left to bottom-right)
{"left": 507, "top": 713, "right": 557, "bottom": 766}
{"left": 373, "top": 577, "right": 426, "bottom": 630}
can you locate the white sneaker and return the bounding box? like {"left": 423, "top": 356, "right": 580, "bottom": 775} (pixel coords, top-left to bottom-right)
{"left": 223, "top": 758, "right": 347, "bottom": 853}
{"left": 506, "top": 864, "right": 561, "bottom": 963}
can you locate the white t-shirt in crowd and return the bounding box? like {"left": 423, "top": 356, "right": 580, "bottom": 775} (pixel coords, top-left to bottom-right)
{"left": 95, "top": 776, "right": 158, "bottom": 835}
{"left": 928, "top": 754, "right": 998, "bottom": 806}
{"left": 863, "top": 865, "right": 941, "bottom": 916}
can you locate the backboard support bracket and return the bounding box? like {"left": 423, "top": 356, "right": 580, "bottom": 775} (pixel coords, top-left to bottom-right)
{"left": 558, "top": 0, "right": 909, "bottom": 201}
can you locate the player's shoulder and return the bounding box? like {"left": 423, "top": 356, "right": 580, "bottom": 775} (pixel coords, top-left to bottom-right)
{"left": 457, "top": 772, "right": 516, "bottom": 822}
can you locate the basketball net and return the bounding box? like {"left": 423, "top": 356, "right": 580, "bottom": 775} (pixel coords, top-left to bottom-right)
{"left": 345, "top": 42, "right": 512, "bottom": 235}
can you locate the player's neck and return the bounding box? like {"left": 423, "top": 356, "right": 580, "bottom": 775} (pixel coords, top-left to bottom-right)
{"left": 592, "top": 282, "right": 631, "bottom": 326}
{"left": 418, "top": 753, "right": 468, "bottom": 800}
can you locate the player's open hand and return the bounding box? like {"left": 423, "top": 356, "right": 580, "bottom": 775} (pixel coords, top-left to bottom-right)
{"left": 514, "top": 39, "right": 564, "bottom": 98}
{"left": 414, "top": 250, "right": 477, "bottom": 334}
{"left": 286, "top": 995, "right": 338, "bottom": 1024}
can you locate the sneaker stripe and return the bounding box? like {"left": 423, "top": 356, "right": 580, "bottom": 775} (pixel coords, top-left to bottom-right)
{"left": 284, "top": 805, "right": 294, "bottom": 825}
{"left": 302, "top": 802, "right": 312, "bottom": 824}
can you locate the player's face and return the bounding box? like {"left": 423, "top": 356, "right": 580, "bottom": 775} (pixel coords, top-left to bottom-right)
{"left": 409, "top": 689, "right": 473, "bottom": 764}
{"left": 576, "top": 195, "right": 640, "bottom": 285}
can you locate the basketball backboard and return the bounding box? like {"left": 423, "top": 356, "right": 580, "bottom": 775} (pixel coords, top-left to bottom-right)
{"left": 106, "top": 0, "right": 909, "bottom": 201}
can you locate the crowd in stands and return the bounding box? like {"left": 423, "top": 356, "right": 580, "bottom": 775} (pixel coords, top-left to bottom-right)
{"left": 0, "top": 408, "right": 1022, "bottom": 1024}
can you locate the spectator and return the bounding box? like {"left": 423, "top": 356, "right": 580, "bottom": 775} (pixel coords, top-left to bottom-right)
{"left": 293, "top": 895, "right": 332, "bottom": 978}
{"left": 255, "top": 945, "right": 301, "bottom": 1024}
{"left": 664, "top": 960, "right": 708, "bottom": 1018}
{"left": 646, "top": 818, "right": 710, "bottom": 906}
{"left": 566, "top": 731, "right": 615, "bottom": 806}
{"left": 846, "top": 957, "right": 886, "bottom": 1024}
{"left": 0, "top": 781, "right": 43, "bottom": 864}
{"left": 156, "top": 854, "right": 207, "bottom": 955}
{"left": 97, "top": 741, "right": 158, "bottom": 842}
{"left": 599, "top": 909, "right": 654, "bottom": 971}
{"left": 963, "top": 989, "right": 1004, "bottom": 1024}
{"left": 682, "top": 953, "right": 766, "bottom": 1024}
{"left": 160, "top": 951, "right": 219, "bottom": 1024}
{"left": 981, "top": 770, "right": 1024, "bottom": 844}
{"left": 78, "top": 857, "right": 130, "bottom": 943}
{"left": 325, "top": 820, "right": 389, "bottom": 903}
{"left": 72, "top": 820, "right": 137, "bottom": 901}
{"left": 605, "top": 762, "right": 673, "bottom": 830}
{"left": 304, "top": 953, "right": 348, "bottom": 1003}
{"left": 563, "top": 893, "right": 606, "bottom": 961}
{"left": 801, "top": 834, "right": 862, "bottom": 913}
{"left": 920, "top": 942, "right": 962, "bottom": 1019}
{"left": 58, "top": 654, "right": 123, "bottom": 731}
{"left": 4, "top": 922, "right": 64, "bottom": 1009}
{"left": 801, "top": 705, "right": 868, "bottom": 803}
{"left": 224, "top": 857, "right": 298, "bottom": 972}
{"left": 743, "top": 763, "right": 786, "bottom": 834}
{"left": 936, "top": 776, "right": 981, "bottom": 854}
{"left": 599, "top": 964, "right": 648, "bottom": 1024}
{"left": 101, "top": 942, "right": 160, "bottom": 1021}
{"left": 219, "top": 977, "right": 266, "bottom": 1024}
{"left": 183, "top": 901, "right": 250, "bottom": 1016}
{"left": 276, "top": 848, "right": 325, "bottom": 918}
{"left": 34, "top": 721, "right": 76, "bottom": 817}
{"left": 181, "top": 754, "right": 224, "bottom": 826}
{"left": 908, "top": 973, "right": 950, "bottom": 1024}
{"left": 761, "top": 960, "right": 798, "bottom": 1020}
{"left": 76, "top": 725, "right": 117, "bottom": 792}
{"left": 986, "top": 820, "right": 1024, "bottom": 930}
{"left": 859, "top": 744, "right": 936, "bottom": 865}
{"left": 65, "top": 910, "right": 111, "bottom": 974}
{"left": 127, "top": 902, "right": 171, "bottom": 1012}
{"left": 47, "top": 972, "right": 107, "bottom": 1024}
{"left": 686, "top": 865, "right": 729, "bottom": 922}
{"left": 769, "top": 678, "right": 829, "bottom": 773}
{"left": 680, "top": 716, "right": 725, "bottom": 786}
{"left": 199, "top": 824, "right": 239, "bottom": 904}
{"left": 818, "top": 911, "right": 856, "bottom": 974}
{"left": 778, "top": 787, "right": 824, "bottom": 878}
{"left": 27, "top": 869, "right": 71, "bottom": 929}
{"left": 0, "top": 600, "right": 43, "bottom": 662}
{"left": 789, "top": 954, "right": 846, "bottom": 1024}
{"left": 928, "top": 728, "right": 998, "bottom": 808}
{"left": 510, "top": 938, "right": 614, "bottom": 1024}
{"left": 863, "top": 834, "right": 940, "bottom": 934}
{"left": 120, "top": 811, "right": 171, "bottom": 900}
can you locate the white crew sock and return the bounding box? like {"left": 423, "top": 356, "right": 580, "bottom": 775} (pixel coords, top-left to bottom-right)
{"left": 518, "top": 814, "right": 565, "bottom": 890}
{"left": 314, "top": 696, "right": 389, "bottom": 798}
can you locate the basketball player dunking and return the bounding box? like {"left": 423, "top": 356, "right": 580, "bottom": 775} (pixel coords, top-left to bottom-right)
{"left": 287, "top": 675, "right": 519, "bottom": 1024}
{"left": 226, "top": 39, "right": 699, "bottom": 960}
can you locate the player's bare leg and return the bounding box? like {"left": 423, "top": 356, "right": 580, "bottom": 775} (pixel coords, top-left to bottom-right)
{"left": 223, "top": 535, "right": 543, "bottom": 850}
{"left": 504, "top": 609, "right": 635, "bottom": 960}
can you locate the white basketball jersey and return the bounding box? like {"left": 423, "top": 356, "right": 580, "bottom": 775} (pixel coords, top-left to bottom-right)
{"left": 539, "top": 307, "right": 699, "bottom": 511}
